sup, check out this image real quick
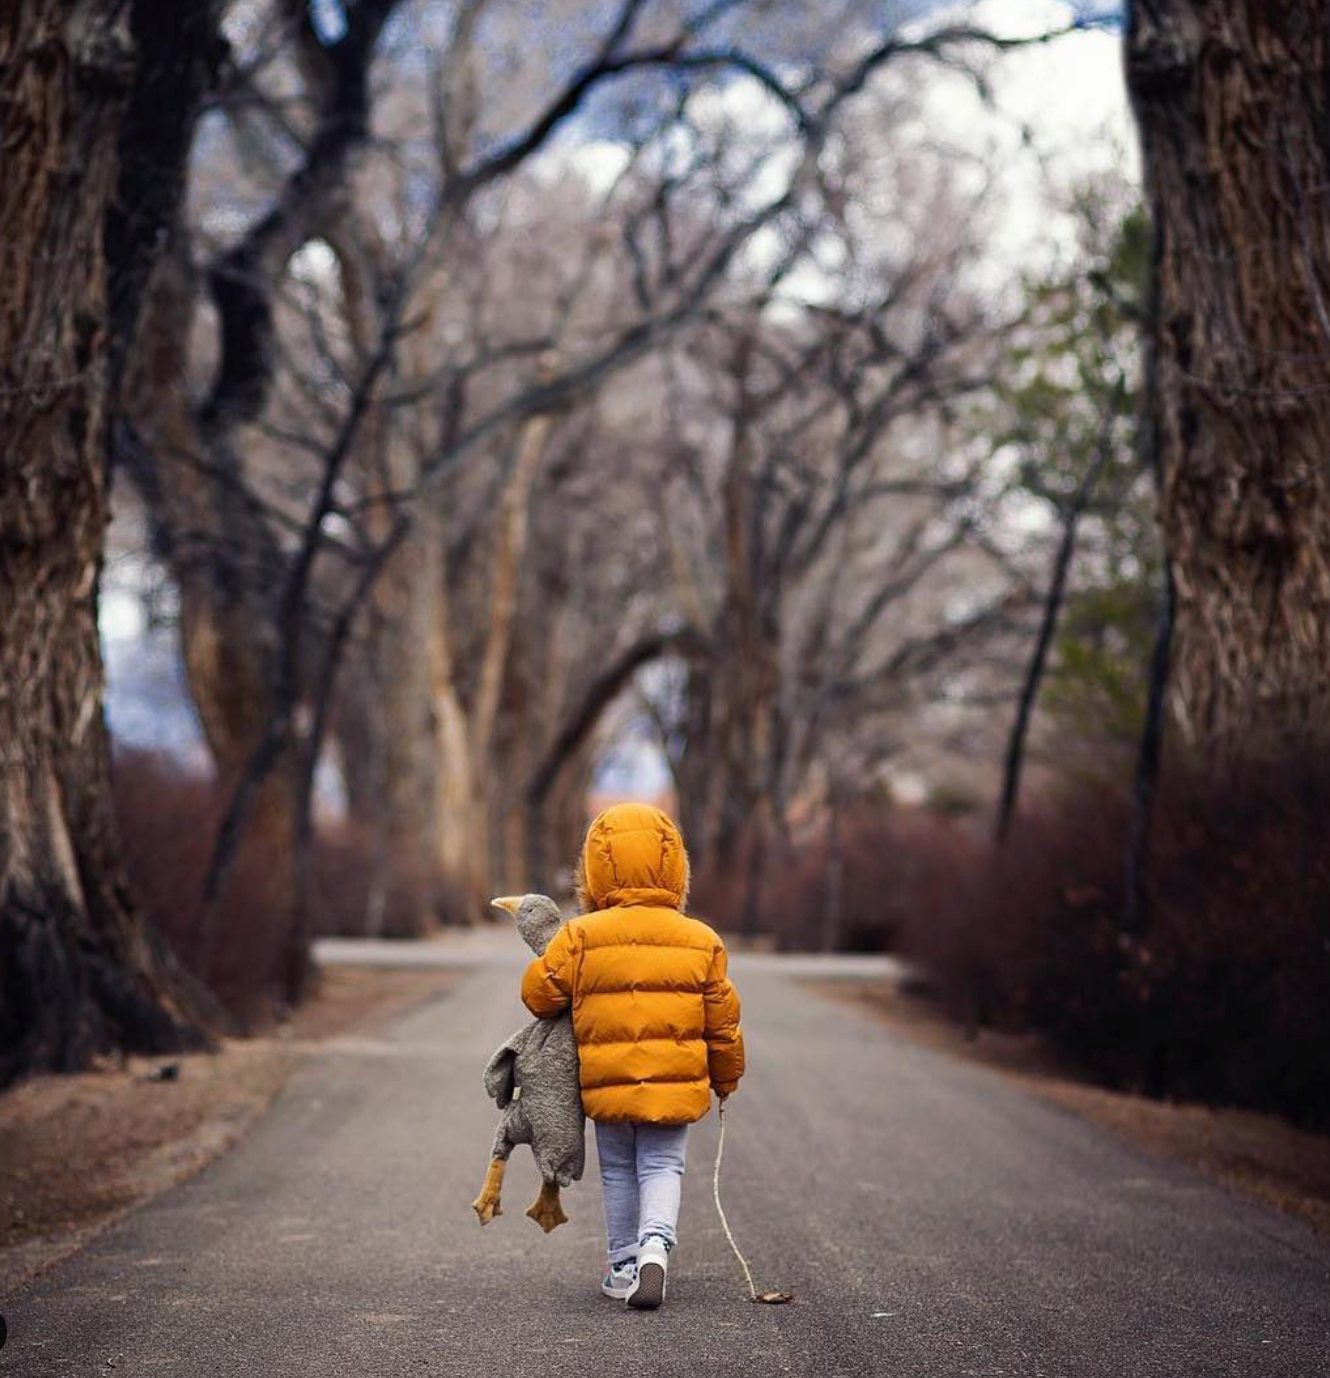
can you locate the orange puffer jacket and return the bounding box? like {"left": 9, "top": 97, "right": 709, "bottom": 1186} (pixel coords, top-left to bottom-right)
{"left": 521, "top": 803, "right": 745, "bottom": 1125}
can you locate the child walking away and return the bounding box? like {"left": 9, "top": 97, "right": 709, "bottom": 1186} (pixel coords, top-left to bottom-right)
{"left": 521, "top": 802, "right": 745, "bottom": 1309}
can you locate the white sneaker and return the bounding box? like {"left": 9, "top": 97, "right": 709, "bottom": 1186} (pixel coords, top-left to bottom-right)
{"left": 626, "top": 1235, "right": 669, "bottom": 1309}
{"left": 601, "top": 1261, "right": 636, "bottom": 1299}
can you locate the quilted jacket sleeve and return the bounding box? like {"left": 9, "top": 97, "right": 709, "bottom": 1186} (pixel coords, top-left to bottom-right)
{"left": 703, "top": 941, "right": 745, "bottom": 1095}
{"left": 521, "top": 922, "right": 576, "bottom": 1018}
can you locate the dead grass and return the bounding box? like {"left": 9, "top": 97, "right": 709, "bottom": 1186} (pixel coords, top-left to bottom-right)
{"left": 813, "top": 980, "right": 1330, "bottom": 1238}
{"left": 0, "top": 965, "right": 453, "bottom": 1289}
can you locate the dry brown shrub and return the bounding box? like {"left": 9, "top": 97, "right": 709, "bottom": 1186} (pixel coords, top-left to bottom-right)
{"left": 697, "top": 762, "right": 1330, "bottom": 1127}
{"left": 111, "top": 749, "right": 467, "bottom": 1022}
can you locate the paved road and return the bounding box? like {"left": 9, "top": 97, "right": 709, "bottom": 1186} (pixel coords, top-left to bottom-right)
{"left": 9, "top": 940, "right": 1330, "bottom": 1377}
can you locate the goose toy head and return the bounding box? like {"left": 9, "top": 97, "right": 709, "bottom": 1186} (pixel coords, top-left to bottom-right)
{"left": 490, "top": 894, "right": 564, "bottom": 956}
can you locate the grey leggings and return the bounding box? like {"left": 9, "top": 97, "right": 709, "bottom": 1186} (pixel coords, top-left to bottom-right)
{"left": 594, "top": 1120, "right": 689, "bottom": 1265}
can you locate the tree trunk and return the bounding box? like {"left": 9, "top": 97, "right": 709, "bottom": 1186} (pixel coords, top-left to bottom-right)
{"left": 431, "top": 574, "right": 486, "bottom": 922}
{"left": 119, "top": 244, "right": 303, "bottom": 974}
{"left": 335, "top": 661, "right": 391, "bottom": 934}
{"left": 180, "top": 596, "right": 300, "bottom": 969}
{"left": 819, "top": 781, "right": 845, "bottom": 953}
{"left": 995, "top": 386, "right": 1120, "bottom": 842}
{"left": 1126, "top": 2, "right": 1330, "bottom": 756}
{"left": 461, "top": 411, "right": 555, "bottom": 905}
{"left": 699, "top": 348, "right": 784, "bottom": 871}
{"left": 0, "top": 0, "right": 211, "bottom": 1082}
{"left": 316, "top": 216, "right": 442, "bottom": 936}
{"left": 426, "top": 410, "right": 559, "bottom": 916}
{"left": 673, "top": 661, "right": 715, "bottom": 866}
{"left": 371, "top": 522, "right": 443, "bottom": 934}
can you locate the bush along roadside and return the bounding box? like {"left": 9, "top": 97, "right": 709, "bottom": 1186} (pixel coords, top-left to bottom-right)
{"left": 899, "top": 759, "right": 1330, "bottom": 1130}
{"left": 112, "top": 748, "right": 469, "bottom": 1026}
{"left": 694, "top": 760, "right": 1330, "bottom": 1132}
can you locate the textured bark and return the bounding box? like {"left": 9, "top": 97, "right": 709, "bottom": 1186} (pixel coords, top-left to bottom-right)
{"left": 370, "top": 521, "right": 442, "bottom": 934}
{"left": 0, "top": 0, "right": 212, "bottom": 1082}
{"left": 340, "top": 3, "right": 492, "bottom": 923}
{"left": 1126, "top": 1, "right": 1330, "bottom": 755}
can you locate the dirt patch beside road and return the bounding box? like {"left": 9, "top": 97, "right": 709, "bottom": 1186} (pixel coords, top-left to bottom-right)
{"left": 811, "top": 979, "right": 1330, "bottom": 1238}
{"left": 0, "top": 966, "right": 454, "bottom": 1290}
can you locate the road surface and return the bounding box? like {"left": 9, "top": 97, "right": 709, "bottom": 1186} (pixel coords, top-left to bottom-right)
{"left": 8, "top": 939, "right": 1329, "bottom": 1376}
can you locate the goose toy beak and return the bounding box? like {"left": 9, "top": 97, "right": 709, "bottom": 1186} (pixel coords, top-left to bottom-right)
{"left": 490, "top": 896, "right": 521, "bottom": 916}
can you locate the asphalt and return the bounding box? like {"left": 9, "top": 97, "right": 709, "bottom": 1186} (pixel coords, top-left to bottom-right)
{"left": 7, "top": 938, "right": 1329, "bottom": 1377}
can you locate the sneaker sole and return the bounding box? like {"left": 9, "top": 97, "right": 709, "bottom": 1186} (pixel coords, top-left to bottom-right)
{"left": 626, "top": 1261, "right": 666, "bottom": 1309}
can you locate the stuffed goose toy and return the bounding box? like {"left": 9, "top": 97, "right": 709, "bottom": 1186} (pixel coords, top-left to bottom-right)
{"left": 471, "top": 894, "right": 585, "bottom": 1232}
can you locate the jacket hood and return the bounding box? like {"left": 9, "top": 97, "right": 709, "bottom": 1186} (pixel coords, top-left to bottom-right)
{"left": 576, "top": 802, "right": 690, "bottom": 911}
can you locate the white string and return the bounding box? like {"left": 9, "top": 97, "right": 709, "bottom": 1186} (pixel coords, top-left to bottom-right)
{"left": 712, "top": 1101, "right": 758, "bottom": 1302}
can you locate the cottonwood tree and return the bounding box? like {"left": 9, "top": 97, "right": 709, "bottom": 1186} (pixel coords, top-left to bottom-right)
{"left": 616, "top": 84, "right": 1024, "bottom": 912}
{"left": 119, "top": 0, "right": 418, "bottom": 987}
{"left": 518, "top": 43, "right": 1073, "bottom": 910}
{"left": 0, "top": 0, "right": 224, "bottom": 1081}
{"left": 1125, "top": 2, "right": 1330, "bottom": 758}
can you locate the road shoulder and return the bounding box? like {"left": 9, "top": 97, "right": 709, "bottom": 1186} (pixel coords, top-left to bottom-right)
{"left": 0, "top": 966, "right": 455, "bottom": 1291}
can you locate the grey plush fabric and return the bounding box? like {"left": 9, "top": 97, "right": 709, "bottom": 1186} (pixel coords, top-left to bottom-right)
{"left": 482, "top": 896, "right": 585, "bottom": 1188}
